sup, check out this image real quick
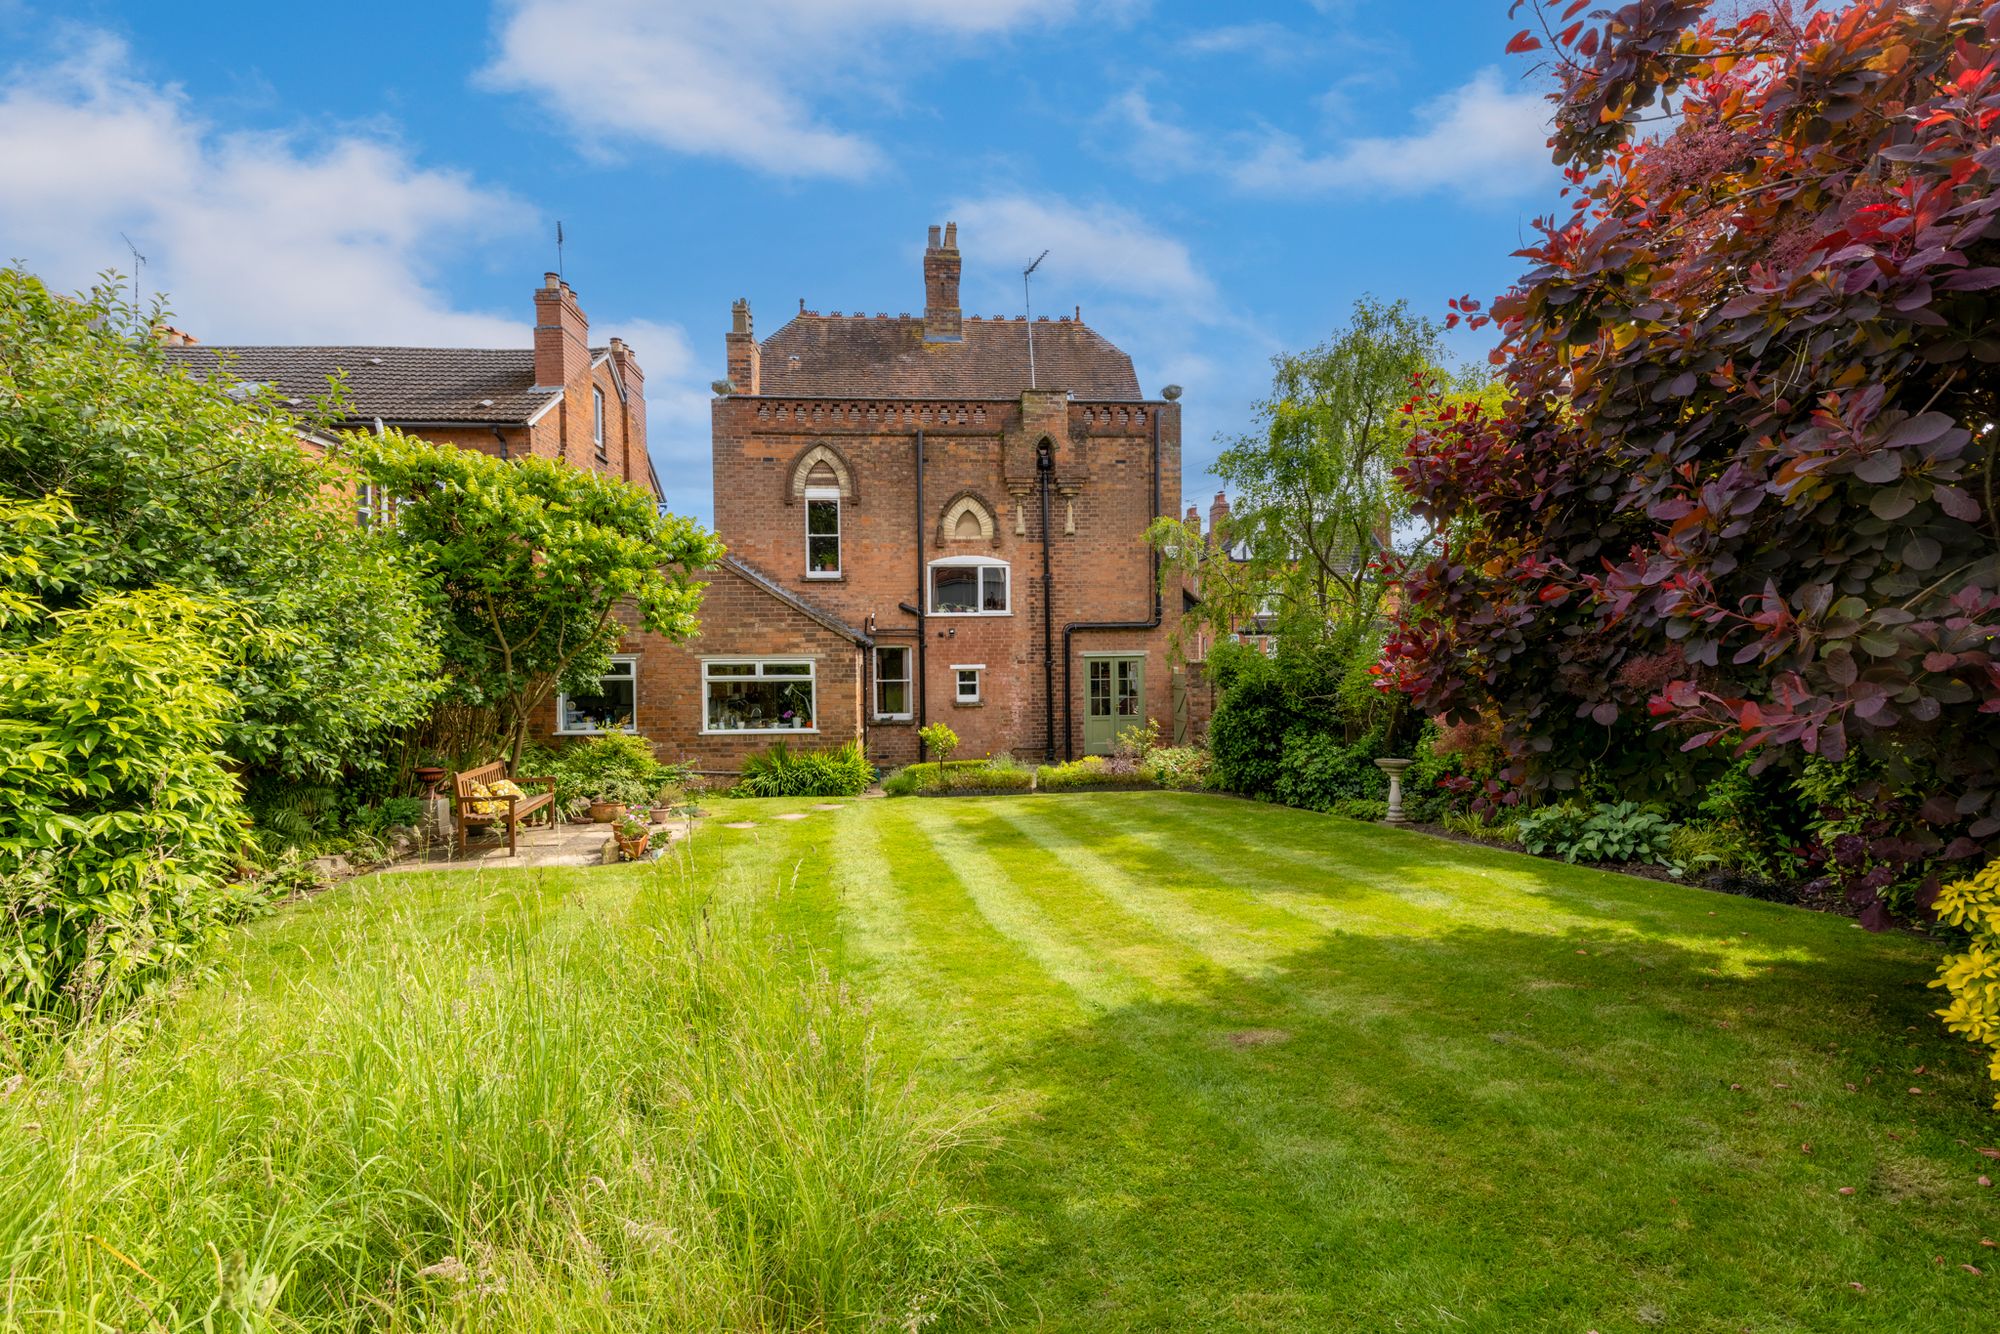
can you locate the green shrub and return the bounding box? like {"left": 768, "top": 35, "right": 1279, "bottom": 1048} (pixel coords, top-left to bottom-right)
{"left": 1517, "top": 800, "right": 1676, "bottom": 864}
{"left": 1272, "top": 730, "right": 1386, "bottom": 813}
{"left": 1667, "top": 820, "right": 1758, "bottom": 875}
{"left": 534, "top": 732, "right": 669, "bottom": 814}
{"left": 891, "top": 758, "right": 1033, "bottom": 796}
{"left": 1035, "top": 756, "right": 1157, "bottom": 792}
{"left": 351, "top": 796, "right": 427, "bottom": 836}
{"left": 1442, "top": 810, "right": 1521, "bottom": 845}
{"left": 0, "top": 589, "right": 259, "bottom": 1036}
{"left": 1142, "top": 745, "right": 1213, "bottom": 791}
{"left": 732, "top": 741, "right": 873, "bottom": 798}
{"left": 1206, "top": 649, "right": 1293, "bottom": 796}
{"left": 1328, "top": 797, "right": 1388, "bottom": 821}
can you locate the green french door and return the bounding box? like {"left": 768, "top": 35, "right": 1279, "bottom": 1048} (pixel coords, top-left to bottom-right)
{"left": 1083, "top": 655, "right": 1145, "bottom": 755}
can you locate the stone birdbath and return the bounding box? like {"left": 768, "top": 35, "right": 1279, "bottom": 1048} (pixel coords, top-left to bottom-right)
{"left": 1374, "top": 757, "right": 1414, "bottom": 825}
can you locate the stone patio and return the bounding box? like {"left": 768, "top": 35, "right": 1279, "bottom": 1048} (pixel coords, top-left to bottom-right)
{"left": 381, "top": 817, "right": 695, "bottom": 872}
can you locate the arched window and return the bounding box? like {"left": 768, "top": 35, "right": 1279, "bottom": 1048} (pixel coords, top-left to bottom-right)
{"left": 787, "top": 443, "right": 854, "bottom": 502}
{"left": 938, "top": 493, "right": 996, "bottom": 544}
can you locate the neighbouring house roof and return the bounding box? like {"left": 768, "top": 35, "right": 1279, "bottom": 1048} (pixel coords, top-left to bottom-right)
{"left": 161, "top": 345, "right": 614, "bottom": 425}
{"left": 721, "top": 554, "right": 872, "bottom": 646}
{"left": 755, "top": 314, "right": 1143, "bottom": 400}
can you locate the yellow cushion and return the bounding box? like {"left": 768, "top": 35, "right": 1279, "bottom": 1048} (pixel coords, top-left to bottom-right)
{"left": 467, "top": 779, "right": 527, "bottom": 817}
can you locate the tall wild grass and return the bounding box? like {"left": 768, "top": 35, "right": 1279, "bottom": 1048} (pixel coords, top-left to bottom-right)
{"left": 0, "top": 858, "right": 992, "bottom": 1330}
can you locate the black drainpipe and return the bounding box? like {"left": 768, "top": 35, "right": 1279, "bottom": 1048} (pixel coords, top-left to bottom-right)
{"left": 909, "top": 430, "right": 928, "bottom": 728}
{"left": 1061, "top": 406, "right": 1163, "bottom": 760}
{"left": 1039, "top": 442, "right": 1056, "bottom": 763}
{"left": 491, "top": 425, "right": 509, "bottom": 460}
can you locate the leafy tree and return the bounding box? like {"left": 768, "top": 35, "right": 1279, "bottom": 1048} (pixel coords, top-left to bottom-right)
{"left": 0, "top": 268, "right": 441, "bottom": 779}
{"left": 356, "top": 433, "right": 723, "bottom": 766}
{"left": 1156, "top": 298, "right": 1450, "bottom": 653}
{"left": 1387, "top": 1, "right": 2000, "bottom": 920}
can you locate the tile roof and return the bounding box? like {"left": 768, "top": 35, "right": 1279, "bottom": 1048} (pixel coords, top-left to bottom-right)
{"left": 720, "top": 554, "right": 872, "bottom": 646}
{"left": 754, "top": 314, "right": 1142, "bottom": 401}
{"left": 160, "top": 345, "right": 609, "bottom": 425}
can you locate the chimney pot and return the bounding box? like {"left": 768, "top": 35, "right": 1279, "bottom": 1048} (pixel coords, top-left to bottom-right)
{"left": 928, "top": 224, "right": 941, "bottom": 249}
{"left": 544, "top": 272, "right": 561, "bottom": 288}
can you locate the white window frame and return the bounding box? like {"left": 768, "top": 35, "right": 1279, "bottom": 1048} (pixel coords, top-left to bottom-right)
{"left": 592, "top": 385, "right": 606, "bottom": 452}
{"left": 952, "top": 663, "right": 984, "bottom": 704}
{"left": 357, "top": 482, "right": 399, "bottom": 530}
{"left": 928, "top": 555, "right": 1010, "bottom": 616}
{"left": 805, "top": 485, "right": 842, "bottom": 579}
{"left": 555, "top": 655, "right": 639, "bottom": 735}
{"left": 701, "top": 657, "right": 819, "bottom": 735}
{"left": 874, "top": 645, "right": 913, "bottom": 721}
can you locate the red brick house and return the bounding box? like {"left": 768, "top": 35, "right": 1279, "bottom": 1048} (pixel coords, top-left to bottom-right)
{"left": 163, "top": 272, "right": 661, "bottom": 514}
{"left": 588, "top": 222, "right": 1184, "bottom": 773}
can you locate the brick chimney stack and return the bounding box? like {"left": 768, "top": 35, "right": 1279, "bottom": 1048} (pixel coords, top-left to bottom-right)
{"left": 923, "top": 221, "right": 962, "bottom": 343}
{"left": 609, "top": 336, "right": 645, "bottom": 483}
{"left": 1209, "top": 491, "right": 1231, "bottom": 546}
{"left": 725, "top": 298, "right": 760, "bottom": 395}
{"left": 533, "top": 273, "right": 589, "bottom": 392}
{"left": 1184, "top": 502, "right": 1201, "bottom": 535}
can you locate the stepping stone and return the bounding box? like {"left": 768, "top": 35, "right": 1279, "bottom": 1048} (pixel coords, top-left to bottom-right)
{"left": 773, "top": 812, "right": 810, "bottom": 821}
{"left": 811, "top": 803, "right": 844, "bottom": 811}
{"left": 723, "top": 821, "right": 758, "bottom": 829}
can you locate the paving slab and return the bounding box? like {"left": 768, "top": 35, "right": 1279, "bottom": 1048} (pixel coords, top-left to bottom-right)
{"left": 375, "top": 818, "right": 692, "bottom": 873}
{"left": 773, "top": 812, "right": 810, "bottom": 821}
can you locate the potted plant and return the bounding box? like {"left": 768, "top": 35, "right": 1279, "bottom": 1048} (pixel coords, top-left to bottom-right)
{"left": 648, "top": 764, "right": 690, "bottom": 824}
{"left": 587, "top": 792, "right": 627, "bottom": 823}
{"left": 612, "top": 813, "right": 651, "bottom": 861}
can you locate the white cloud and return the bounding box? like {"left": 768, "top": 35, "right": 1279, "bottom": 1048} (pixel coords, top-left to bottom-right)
{"left": 480, "top": 0, "right": 1082, "bottom": 179}
{"left": 0, "top": 31, "right": 526, "bottom": 344}
{"left": 945, "top": 194, "right": 1214, "bottom": 309}
{"left": 1230, "top": 68, "right": 1553, "bottom": 197}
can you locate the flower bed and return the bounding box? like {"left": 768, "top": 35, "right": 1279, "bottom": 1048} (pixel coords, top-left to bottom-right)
{"left": 885, "top": 759, "right": 1033, "bottom": 797}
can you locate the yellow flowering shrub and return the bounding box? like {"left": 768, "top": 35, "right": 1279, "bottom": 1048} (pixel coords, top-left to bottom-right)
{"left": 1930, "top": 861, "right": 2000, "bottom": 1107}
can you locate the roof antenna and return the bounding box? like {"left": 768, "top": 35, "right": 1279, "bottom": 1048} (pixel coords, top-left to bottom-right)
{"left": 555, "top": 221, "right": 566, "bottom": 281}
{"left": 120, "top": 232, "right": 146, "bottom": 332}
{"left": 1023, "top": 249, "right": 1049, "bottom": 389}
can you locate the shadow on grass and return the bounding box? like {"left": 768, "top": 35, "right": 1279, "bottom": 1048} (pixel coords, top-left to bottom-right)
{"left": 959, "top": 909, "right": 1995, "bottom": 1333}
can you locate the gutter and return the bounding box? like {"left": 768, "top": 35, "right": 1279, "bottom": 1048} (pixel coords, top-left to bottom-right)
{"left": 1060, "top": 405, "right": 1163, "bottom": 760}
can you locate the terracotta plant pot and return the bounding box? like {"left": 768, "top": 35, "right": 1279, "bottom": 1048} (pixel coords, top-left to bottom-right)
{"left": 588, "top": 801, "right": 626, "bottom": 824}
{"left": 649, "top": 805, "right": 675, "bottom": 824}
{"left": 615, "top": 829, "right": 651, "bottom": 862}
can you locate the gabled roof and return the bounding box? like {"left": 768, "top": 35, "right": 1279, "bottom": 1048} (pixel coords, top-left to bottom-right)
{"left": 720, "top": 554, "right": 872, "bottom": 646}
{"left": 754, "top": 314, "right": 1142, "bottom": 400}
{"left": 160, "top": 345, "right": 614, "bottom": 426}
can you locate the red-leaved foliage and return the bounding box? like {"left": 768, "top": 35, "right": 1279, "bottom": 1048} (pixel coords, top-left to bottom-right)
{"left": 1390, "top": 1, "right": 2000, "bottom": 886}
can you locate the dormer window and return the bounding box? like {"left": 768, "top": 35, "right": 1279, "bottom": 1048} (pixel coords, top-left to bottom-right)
{"left": 805, "top": 486, "right": 841, "bottom": 578}
{"left": 929, "top": 556, "right": 1009, "bottom": 615}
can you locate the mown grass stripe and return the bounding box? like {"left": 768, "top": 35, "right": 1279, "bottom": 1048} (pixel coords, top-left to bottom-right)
{"left": 896, "top": 800, "right": 1143, "bottom": 1013}
{"left": 1002, "top": 795, "right": 1321, "bottom": 976}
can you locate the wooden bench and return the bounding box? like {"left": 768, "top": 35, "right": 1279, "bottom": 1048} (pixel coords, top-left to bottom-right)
{"left": 449, "top": 760, "right": 556, "bottom": 855}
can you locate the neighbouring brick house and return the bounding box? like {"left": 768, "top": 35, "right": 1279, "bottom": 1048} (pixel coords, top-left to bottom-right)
{"left": 589, "top": 222, "right": 1185, "bottom": 774}
{"left": 163, "top": 272, "right": 662, "bottom": 516}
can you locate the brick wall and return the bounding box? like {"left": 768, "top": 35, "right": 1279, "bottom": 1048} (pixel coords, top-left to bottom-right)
{"left": 709, "top": 394, "right": 1181, "bottom": 767}
{"left": 530, "top": 563, "right": 864, "bottom": 776}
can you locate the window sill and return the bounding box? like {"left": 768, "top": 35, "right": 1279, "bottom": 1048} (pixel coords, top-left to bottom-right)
{"left": 952, "top": 700, "right": 983, "bottom": 708}
{"left": 701, "top": 727, "right": 821, "bottom": 736}
{"left": 928, "top": 610, "right": 1012, "bottom": 618}
{"left": 873, "top": 715, "right": 914, "bottom": 725}
{"left": 556, "top": 726, "right": 638, "bottom": 736}
{"left": 804, "top": 572, "right": 844, "bottom": 581}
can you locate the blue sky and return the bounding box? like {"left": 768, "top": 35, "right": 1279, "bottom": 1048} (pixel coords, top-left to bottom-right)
{"left": 0, "top": 0, "right": 1564, "bottom": 525}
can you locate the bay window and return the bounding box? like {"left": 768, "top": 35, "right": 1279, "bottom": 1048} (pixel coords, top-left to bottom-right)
{"left": 928, "top": 556, "right": 1009, "bottom": 615}
{"left": 703, "top": 658, "right": 817, "bottom": 734}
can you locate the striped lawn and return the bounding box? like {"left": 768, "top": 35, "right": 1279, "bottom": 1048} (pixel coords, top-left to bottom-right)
{"left": 705, "top": 791, "right": 2000, "bottom": 1332}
